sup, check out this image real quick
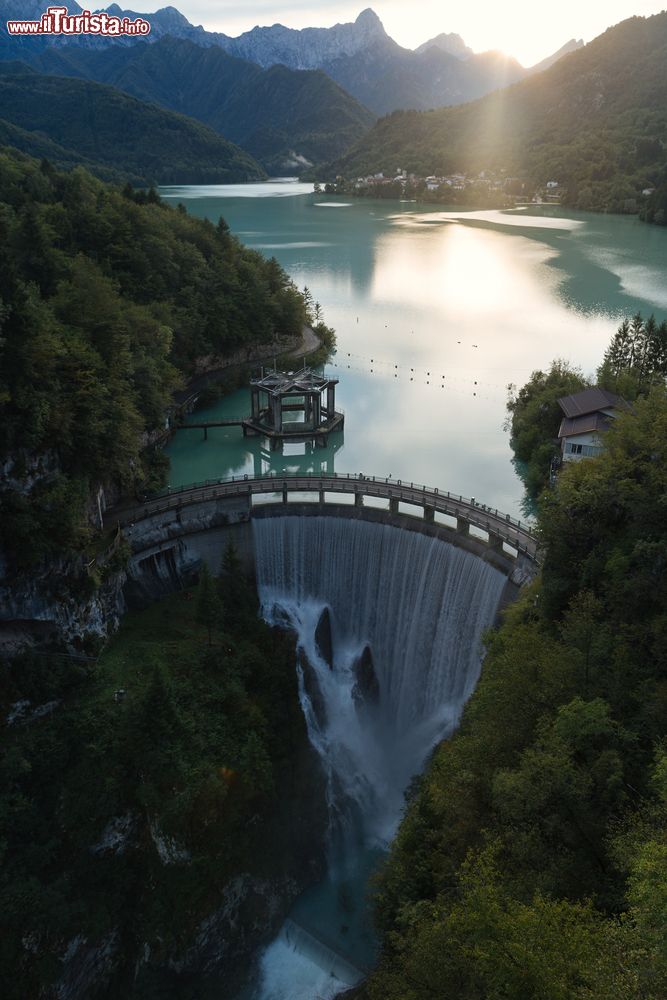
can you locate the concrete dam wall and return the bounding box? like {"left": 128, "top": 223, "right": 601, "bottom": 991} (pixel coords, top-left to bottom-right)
{"left": 119, "top": 490, "right": 536, "bottom": 611}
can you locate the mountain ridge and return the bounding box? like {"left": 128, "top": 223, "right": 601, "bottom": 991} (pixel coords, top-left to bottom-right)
{"left": 322, "top": 12, "right": 667, "bottom": 214}
{"left": 415, "top": 32, "right": 473, "bottom": 59}
{"left": 0, "top": 4, "right": 584, "bottom": 116}
{"left": 9, "top": 35, "right": 375, "bottom": 174}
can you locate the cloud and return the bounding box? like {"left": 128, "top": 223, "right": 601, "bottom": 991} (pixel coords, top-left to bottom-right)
{"left": 180, "top": 1, "right": 361, "bottom": 32}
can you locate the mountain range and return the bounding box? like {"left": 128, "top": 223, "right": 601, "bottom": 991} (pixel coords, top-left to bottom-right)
{"left": 206, "top": 9, "right": 582, "bottom": 116}
{"left": 0, "top": 5, "right": 584, "bottom": 116}
{"left": 325, "top": 12, "right": 667, "bottom": 214}
{"left": 0, "top": 4, "right": 597, "bottom": 183}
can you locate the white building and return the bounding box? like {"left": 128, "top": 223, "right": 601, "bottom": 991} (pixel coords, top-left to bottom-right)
{"left": 557, "top": 387, "right": 631, "bottom": 462}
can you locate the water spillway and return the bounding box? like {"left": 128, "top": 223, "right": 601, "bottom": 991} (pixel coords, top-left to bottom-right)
{"left": 250, "top": 515, "right": 507, "bottom": 999}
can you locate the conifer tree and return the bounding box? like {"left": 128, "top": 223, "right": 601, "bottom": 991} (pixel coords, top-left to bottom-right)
{"left": 196, "top": 562, "right": 223, "bottom": 645}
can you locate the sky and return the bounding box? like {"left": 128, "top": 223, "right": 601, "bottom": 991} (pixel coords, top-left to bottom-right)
{"left": 115, "top": 0, "right": 667, "bottom": 65}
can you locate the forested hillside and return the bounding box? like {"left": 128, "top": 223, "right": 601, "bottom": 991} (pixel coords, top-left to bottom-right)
{"left": 0, "top": 146, "right": 329, "bottom": 998}
{"left": 0, "top": 149, "right": 308, "bottom": 572}
{"left": 327, "top": 11, "right": 667, "bottom": 213}
{"left": 642, "top": 181, "right": 667, "bottom": 225}
{"left": 361, "top": 355, "right": 667, "bottom": 998}
{"left": 0, "top": 69, "right": 265, "bottom": 184}
{"left": 1, "top": 563, "right": 326, "bottom": 998}
{"left": 5, "top": 36, "right": 376, "bottom": 174}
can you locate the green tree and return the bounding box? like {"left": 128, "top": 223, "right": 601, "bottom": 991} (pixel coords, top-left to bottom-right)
{"left": 598, "top": 312, "right": 667, "bottom": 397}
{"left": 505, "top": 360, "right": 588, "bottom": 498}
{"left": 492, "top": 698, "right": 628, "bottom": 901}
{"left": 196, "top": 562, "right": 223, "bottom": 645}
{"left": 239, "top": 731, "right": 274, "bottom": 796}
{"left": 219, "top": 541, "right": 255, "bottom": 628}
{"left": 368, "top": 847, "right": 637, "bottom": 1000}
{"left": 0, "top": 149, "right": 321, "bottom": 573}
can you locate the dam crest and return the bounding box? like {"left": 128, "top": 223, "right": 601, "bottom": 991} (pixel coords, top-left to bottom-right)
{"left": 109, "top": 473, "right": 537, "bottom": 607}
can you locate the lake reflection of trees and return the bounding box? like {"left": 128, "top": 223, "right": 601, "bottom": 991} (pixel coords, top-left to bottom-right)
{"left": 252, "top": 431, "right": 343, "bottom": 478}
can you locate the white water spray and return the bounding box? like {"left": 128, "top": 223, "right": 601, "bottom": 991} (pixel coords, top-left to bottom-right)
{"left": 250, "top": 516, "right": 507, "bottom": 998}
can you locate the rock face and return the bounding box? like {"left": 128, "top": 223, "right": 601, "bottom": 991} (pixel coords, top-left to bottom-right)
{"left": 351, "top": 644, "right": 380, "bottom": 710}
{"left": 200, "top": 8, "right": 529, "bottom": 116}
{"left": 138, "top": 715, "right": 327, "bottom": 998}
{"left": 415, "top": 32, "right": 473, "bottom": 59}
{"left": 50, "top": 932, "right": 120, "bottom": 1000}
{"left": 298, "top": 647, "right": 327, "bottom": 728}
{"left": 0, "top": 493, "right": 258, "bottom": 650}
{"left": 51, "top": 812, "right": 326, "bottom": 1000}
{"left": 0, "top": 460, "right": 126, "bottom": 649}
{"left": 121, "top": 499, "right": 256, "bottom": 607}
{"left": 3, "top": 2, "right": 586, "bottom": 119}
{"left": 0, "top": 553, "right": 126, "bottom": 650}
{"left": 0, "top": 0, "right": 60, "bottom": 18}
{"left": 314, "top": 606, "right": 334, "bottom": 669}
{"left": 167, "top": 873, "right": 305, "bottom": 989}
{"left": 221, "top": 8, "right": 388, "bottom": 70}
{"left": 527, "top": 37, "right": 584, "bottom": 74}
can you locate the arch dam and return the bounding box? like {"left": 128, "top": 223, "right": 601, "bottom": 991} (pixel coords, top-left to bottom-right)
{"left": 106, "top": 474, "right": 538, "bottom": 611}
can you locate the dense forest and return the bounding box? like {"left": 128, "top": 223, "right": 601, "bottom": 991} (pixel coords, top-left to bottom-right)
{"left": 0, "top": 68, "right": 266, "bottom": 184}
{"left": 1, "top": 35, "right": 376, "bottom": 176}
{"left": 0, "top": 145, "right": 333, "bottom": 997}
{"left": 0, "top": 149, "right": 310, "bottom": 572}
{"left": 325, "top": 11, "right": 667, "bottom": 214}
{"left": 1, "top": 555, "right": 326, "bottom": 998}
{"left": 359, "top": 332, "right": 667, "bottom": 999}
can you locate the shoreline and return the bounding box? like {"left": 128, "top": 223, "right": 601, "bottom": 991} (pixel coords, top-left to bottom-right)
{"left": 172, "top": 323, "right": 323, "bottom": 409}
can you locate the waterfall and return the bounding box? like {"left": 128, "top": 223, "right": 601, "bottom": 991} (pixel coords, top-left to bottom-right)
{"left": 249, "top": 515, "right": 507, "bottom": 999}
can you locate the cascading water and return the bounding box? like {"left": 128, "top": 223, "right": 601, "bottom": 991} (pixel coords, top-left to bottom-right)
{"left": 248, "top": 515, "right": 507, "bottom": 1000}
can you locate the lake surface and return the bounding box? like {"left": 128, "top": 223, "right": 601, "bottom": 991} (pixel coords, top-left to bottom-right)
{"left": 160, "top": 179, "right": 667, "bottom": 518}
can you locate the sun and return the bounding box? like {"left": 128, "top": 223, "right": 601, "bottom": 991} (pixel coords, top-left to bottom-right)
{"left": 379, "top": 0, "right": 559, "bottom": 67}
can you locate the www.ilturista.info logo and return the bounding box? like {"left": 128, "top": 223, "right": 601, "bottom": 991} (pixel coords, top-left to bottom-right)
{"left": 6, "top": 6, "right": 151, "bottom": 36}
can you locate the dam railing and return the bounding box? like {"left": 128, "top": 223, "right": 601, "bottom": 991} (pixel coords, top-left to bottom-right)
{"left": 109, "top": 473, "right": 538, "bottom": 561}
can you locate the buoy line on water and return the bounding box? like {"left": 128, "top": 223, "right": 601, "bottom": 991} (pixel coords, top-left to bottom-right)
{"left": 326, "top": 353, "right": 509, "bottom": 402}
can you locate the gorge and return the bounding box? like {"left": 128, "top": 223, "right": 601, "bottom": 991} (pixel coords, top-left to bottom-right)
{"left": 111, "top": 481, "right": 528, "bottom": 996}
{"left": 249, "top": 514, "right": 510, "bottom": 997}
{"left": 3, "top": 164, "right": 667, "bottom": 998}
{"left": 106, "top": 472, "right": 536, "bottom": 996}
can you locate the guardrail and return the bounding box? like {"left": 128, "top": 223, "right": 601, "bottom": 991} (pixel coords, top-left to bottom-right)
{"left": 85, "top": 524, "right": 123, "bottom": 574}
{"left": 110, "top": 473, "right": 537, "bottom": 560}
{"left": 180, "top": 415, "right": 247, "bottom": 426}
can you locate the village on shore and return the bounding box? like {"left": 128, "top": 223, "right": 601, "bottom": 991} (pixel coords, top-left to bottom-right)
{"left": 316, "top": 169, "right": 657, "bottom": 211}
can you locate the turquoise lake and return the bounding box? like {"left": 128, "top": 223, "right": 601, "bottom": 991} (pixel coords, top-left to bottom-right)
{"left": 160, "top": 179, "right": 667, "bottom": 518}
